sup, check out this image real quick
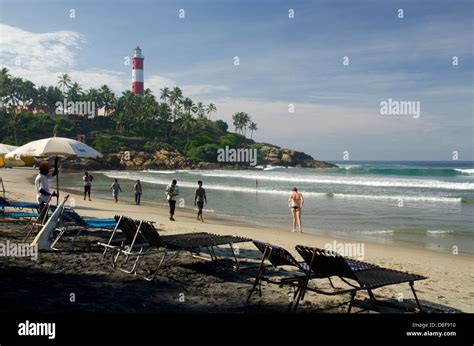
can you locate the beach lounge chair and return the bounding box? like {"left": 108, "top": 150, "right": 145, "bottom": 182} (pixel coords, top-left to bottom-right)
{"left": 0, "top": 199, "right": 39, "bottom": 219}
{"left": 0, "top": 211, "right": 39, "bottom": 219}
{"left": 135, "top": 221, "right": 251, "bottom": 280}
{"left": 98, "top": 215, "right": 188, "bottom": 271}
{"left": 98, "top": 216, "right": 251, "bottom": 280}
{"left": 61, "top": 208, "right": 117, "bottom": 229}
{"left": 0, "top": 199, "right": 39, "bottom": 211}
{"left": 97, "top": 216, "right": 147, "bottom": 264}
{"left": 246, "top": 240, "right": 335, "bottom": 309}
{"left": 294, "top": 245, "right": 426, "bottom": 313}
{"left": 49, "top": 207, "right": 118, "bottom": 250}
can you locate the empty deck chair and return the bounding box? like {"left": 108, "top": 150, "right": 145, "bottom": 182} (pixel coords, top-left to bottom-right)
{"left": 295, "top": 245, "right": 426, "bottom": 313}
{"left": 97, "top": 216, "right": 148, "bottom": 265}
{"left": 134, "top": 221, "right": 251, "bottom": 280}
{"left": 247, "top": 240, "right": 334, "bottom": 309}
{"left": 0, "top": 199, "right": 39, "bottom": 211}
{"left": 0, "top": 199, "right": 39, "bottom": 219}
{"left": 50, "top": 208, "right": 118, "bottom": 250}
{"left": 61, "top": 208, "right": 117, "bottom": 229}
{"left": 98, "top": 216, "right": 251, "bottom": 280}
{"left": 98, "top": 216, "right": 194, "bottom": 271}
{"left": 0, "top": 211, "right": 39, "bottom": 219}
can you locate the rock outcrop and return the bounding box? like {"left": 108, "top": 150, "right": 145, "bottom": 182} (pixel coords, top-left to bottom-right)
{"left": 62, "top": 149, "right": 191, "bottom": 170}
{"left": 61, "top": 145, "right": 337, "bottom": 170}
{"left": 259, "top": 145, "right": 337, "bottom": 168}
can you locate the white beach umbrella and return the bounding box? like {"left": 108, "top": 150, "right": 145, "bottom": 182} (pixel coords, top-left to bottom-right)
{"left": 5, "top": 137, "right": 103, "bottom": 203}
{"left": 0, "top": 143, "right": 18, "bottom": 155}
{"left": 5, "top": 137, "right": 102, "bottom": 160}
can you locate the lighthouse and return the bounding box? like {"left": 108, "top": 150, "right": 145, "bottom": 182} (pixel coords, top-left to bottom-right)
{"left": 132, "top": 46, "right": 144, "bottom": 95}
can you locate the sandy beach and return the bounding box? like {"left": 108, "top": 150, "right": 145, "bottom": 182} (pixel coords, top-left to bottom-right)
{"left": 0, "top": 167, "right": 473, "bottom": 313}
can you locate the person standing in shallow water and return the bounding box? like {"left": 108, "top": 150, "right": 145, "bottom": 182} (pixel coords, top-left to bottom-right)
{"left": 165, "top": 179, "right": 179, "bottom": 221}
{"left": 194, "top": 180, "right": 207, "bottom": 222}
{"left": 134, "top": 179, "right": 142, "bottom": 205}
{"left": 288, "top": 187, "right": 304, "bottom": 233}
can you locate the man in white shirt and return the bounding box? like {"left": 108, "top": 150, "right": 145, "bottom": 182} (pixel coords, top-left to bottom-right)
{"left": 165, "top": 179, "right": 179, "bottom": 221}
{"left": 35, "top": 162, "right": 57, "bottom": 221}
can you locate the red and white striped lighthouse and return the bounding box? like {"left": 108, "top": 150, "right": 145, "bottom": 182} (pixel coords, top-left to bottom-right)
{"left": 131, "top": 46, "right": 144, "bottom": 95}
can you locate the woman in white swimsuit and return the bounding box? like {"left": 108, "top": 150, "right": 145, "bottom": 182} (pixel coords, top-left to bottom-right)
{"left": 288, "top": 187, "right": 304, "bottom": 233}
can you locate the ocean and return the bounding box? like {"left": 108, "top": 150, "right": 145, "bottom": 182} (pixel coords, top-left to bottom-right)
{"left": 62, "top": 161, "right": 474, "bottom": 254}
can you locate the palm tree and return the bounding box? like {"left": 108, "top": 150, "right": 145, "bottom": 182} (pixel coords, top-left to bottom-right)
{"left": 99, "top": 85, "right": 116, "bottom": 116}
{"left": 17, "top": 79, "right": 37, "bottom": 109}
{"left": 38, "top": 86, "right": 63, "bottom": 114}
{"left": 180, "top": 113, "right": 196, "bottom": 148}
{"left": 138, "top": 89, "right": 158, "bottom": 135}
{"left": 241, "top": 113, "right": 250, "bottom": 136}
{"left": 232, "top": 112, "right": 250, "bottom": 135}
{"left": 206, "top": 103, "right": 217, "bottom": 119}
{"left": 0, "top": 68, "right": 11, "bottom": 99}
{"left": 67, "top": 82, "right": 83, "bottom": 103}
{"left": 115, "top": 90, "right": 139, "bottom": 133}
{"left": 158, "top": 102, "right": 172, "bottom": 142}
{"left": 57, "top": 73, "right": 72, "bottom": 94}
{"left": 0, "top": 67, "right": 11, "bottom": 80}
{"left": 5, "top": 77, "right": 23, "bottom": 144}
{"left": 249, "top": 121, "right": 258, "bottom": 139}
{"left": 160, "top": 87, "right": 170, "bottom": 104}
{"left": 196, "top": 102, "right": 206, "bottom": 118}
{"left": 169, "top": 87, "right": 183, "bottom": 121}
{"left": 232, "top": 112, "right": 241, "bottom": 134}
{"left": 182, "top": 97, "right": 197, "bottom": 115}
{"left": 84, "top": 88, "right": 99, "bottom": 117}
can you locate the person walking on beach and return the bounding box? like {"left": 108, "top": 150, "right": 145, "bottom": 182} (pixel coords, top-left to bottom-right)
{"left": 194, "top": 180, "right": 207, "bottom": 222}
{"left": 165, "top": 179, "right": 179, "bottom": 221}
{"left": 83, "top": 171, "right": 93, "bottom": 201}
{"left": 288, "top": 187, "right": 304, "bottom": 233}
{"left": 110, "top": 179, "right": 122, "bottom": 203}
{"left": 35, "top": 162, "right": 57, "bottom": 222}
{"left": 134, "top": 179, "right": 142, "bottom": 205}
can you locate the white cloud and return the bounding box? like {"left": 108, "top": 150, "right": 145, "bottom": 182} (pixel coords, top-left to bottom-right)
{"left": 0, "top": 23, "right": 227, "bottom": 98}
{"left": 67, "top": 69, "right": 128, "bottom": 92}
{"left": 0, "top": 24, "right": 129, "bottom": 91}
{"left": 0, "top": 23, "right": 84, "bottom": 70}
{"left": 204, "top": 97, "right": 440, "bottom": 156}
{"left": 181, "top": 84, "right": 229, "bottom": 97}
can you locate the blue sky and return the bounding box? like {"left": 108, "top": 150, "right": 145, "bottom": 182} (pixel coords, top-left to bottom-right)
{"left": 1, "top": 0, "right": 473, "bottom": 160}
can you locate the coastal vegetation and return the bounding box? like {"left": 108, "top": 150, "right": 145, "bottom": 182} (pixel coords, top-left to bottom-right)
{"left": 0, "top": 68, "right": 334, "bottom": 169}
{"left": 0, "top": 69, "right": 260, "bottom": 162}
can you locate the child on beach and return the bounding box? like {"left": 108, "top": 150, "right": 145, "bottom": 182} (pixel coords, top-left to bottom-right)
{"left": 83, "top": 171, "right": 93, "bottom": 201}
{"left": 288, "top": 187, "right": 304, "bottom": 233}
{"left": 134, "top": 179, "right": 142, "bottom": 205}
{"left": 110, "top": 179, "right": 122, "bottom": 203}
{"left": 165, "top": 179, "right": 179, "bottom": 221}
{"left": 194, "top": 180, "right": 207, "bottom": 222}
